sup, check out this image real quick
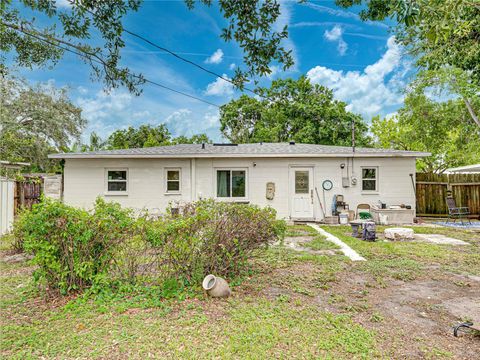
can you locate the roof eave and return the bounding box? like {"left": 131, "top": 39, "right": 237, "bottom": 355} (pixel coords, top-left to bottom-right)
{"left": 49, "top": 152, "right": 431, "bottom": 159}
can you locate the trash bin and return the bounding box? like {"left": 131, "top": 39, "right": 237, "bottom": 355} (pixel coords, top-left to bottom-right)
{"left": 362, "top": 222, "right": 376, "bottom": 241}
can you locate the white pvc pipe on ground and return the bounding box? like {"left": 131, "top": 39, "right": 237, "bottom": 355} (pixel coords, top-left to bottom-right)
{"left": 307, "top": 223, "right": 366, "bottom": 261}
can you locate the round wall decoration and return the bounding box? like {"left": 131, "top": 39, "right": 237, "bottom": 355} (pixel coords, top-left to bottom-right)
{"left": 322, "top": 180, "right": 333, "bottom": 191}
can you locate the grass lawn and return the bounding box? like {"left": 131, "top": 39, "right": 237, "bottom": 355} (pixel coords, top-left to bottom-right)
{"left": 1, "top": 225, "right": 480, "bottom": 359}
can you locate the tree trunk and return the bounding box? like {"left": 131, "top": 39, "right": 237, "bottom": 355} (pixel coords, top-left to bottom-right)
{"left": 463, "top": 97, "right": 480, "bottom": 128}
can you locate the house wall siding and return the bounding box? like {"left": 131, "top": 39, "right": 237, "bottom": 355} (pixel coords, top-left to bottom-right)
{"left": 63, "top": 156, "right": 416, "bottom": 220}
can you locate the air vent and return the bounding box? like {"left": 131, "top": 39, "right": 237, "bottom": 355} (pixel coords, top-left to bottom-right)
{"left": 213, "top": 143, "right": 238, "bottom": 146}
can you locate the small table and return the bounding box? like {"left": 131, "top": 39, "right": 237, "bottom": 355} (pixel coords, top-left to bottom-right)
{"left": 350, "top": 220, "right": 365, "bottom": 238}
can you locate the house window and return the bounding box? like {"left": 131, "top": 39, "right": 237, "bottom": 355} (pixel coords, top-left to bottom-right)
{"left": 362, "top": 167, "right": 378, "bottom": 191}
{"left": 295, "top": 171, "right": 309, "bottom": 194}
{"left": 166, "top": 169, "right": 181, "bottom": 193}
{"left": 106, "top": 170, "right": 127, "bottom": 192}
{"left": 216, "top": 169, "right": 246, "bottom": 198}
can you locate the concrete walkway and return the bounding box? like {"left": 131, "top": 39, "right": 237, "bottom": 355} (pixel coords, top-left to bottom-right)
{"left": 415, "top": 234, "right": 470, "bottom": 246}
{"left": 307, "top": 224, "right": 366, "bottom": 262}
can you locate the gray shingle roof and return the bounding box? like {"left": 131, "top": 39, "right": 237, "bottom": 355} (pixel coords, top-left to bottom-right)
{"left": 49, "top": 142, "right": 430, "bottom": 159}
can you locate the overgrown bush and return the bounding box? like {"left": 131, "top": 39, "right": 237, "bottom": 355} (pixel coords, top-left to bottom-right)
{"left": 13, "top": 198, "right": 285, "bottom": 295}
{"left": 146, "top": 200, "right": 285, "bottom": 283}
{"left": 14, "top": 198, "right": 137, "bottom": 294}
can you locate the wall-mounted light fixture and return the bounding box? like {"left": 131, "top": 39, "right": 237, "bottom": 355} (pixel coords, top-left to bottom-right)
{"left": 253, "top": 162, "right": 257, "bottom": 167}
{"left": 340, "top": 163, "right": 345, "bottom": 169}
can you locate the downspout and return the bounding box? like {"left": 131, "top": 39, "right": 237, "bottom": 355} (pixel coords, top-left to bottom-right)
{"left": 409, "top": 173, "right": 417, "bottom": 217}
{"left": 191, "top": 158, "right": 196, "bottom": 201}
{"left": 351, "top": 118, "right": 356, "bottom": 184}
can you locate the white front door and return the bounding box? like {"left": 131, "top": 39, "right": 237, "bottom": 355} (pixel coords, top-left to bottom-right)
{"left": 290, "top": 167, "right": 314, "bottom": 220}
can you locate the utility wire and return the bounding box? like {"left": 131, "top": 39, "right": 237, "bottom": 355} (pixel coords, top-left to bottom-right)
{"left": 66, "top": 2, "right": 267, "bottom": 99}
{"left": 3, "top": 22, "right": 221, "bottom": 108}
{"left": 123, "top": 29, "right": 264, "bottom": 99}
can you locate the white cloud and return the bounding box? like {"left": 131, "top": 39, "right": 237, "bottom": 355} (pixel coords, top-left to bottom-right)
{"left": 275, "top": 0, "right": 298, "bottom": 70}
{"left": 205, "top": 49, "right": 224, "bottom": 64}
{"left": 55, "top": 0, "right": 72, "bottom": 8}
{"left": 385, "top": 112, "right": 398, "bottom": 120}
{"left": 77, "top": 86, "right": 88, "bottom": 95}
{"left": 324, "top": 26, "right": 342, "bottom": 41}
{"left": 132, "top": 110, "right": 151, "bottom": 119}
{"left": 163, "top": 108, "right": 221, "bottom": 139}
{"left": 307, "top": 36, "right": 407, "bottom": 120}
{"left": 267, "top": 65, "right": 281, "bottom": 79}
{"left": 204, "top": 75, "right": 234, "bottom": 97}
{"left": 303, "top": 3, "right": 389, "bottom": 29}
{"left": 291, "top": 21, "right": 360, "bottom": 30}
{"left": 229, "top": 63, "right": 236, "bottom": 70}
{"left": 77, "top": 90, "right": 133, "bottom": 122}
{"left": 324, "top": 25, "right": 348, "bottom": 56}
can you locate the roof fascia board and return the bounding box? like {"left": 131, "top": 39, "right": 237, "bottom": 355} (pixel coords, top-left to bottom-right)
{"left": 49, "top": 152, "right": 430, "bottom": 159}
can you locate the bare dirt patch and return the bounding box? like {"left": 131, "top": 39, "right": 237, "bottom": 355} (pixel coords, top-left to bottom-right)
{"left": 327, "top": 269, "right": 480, "bottom": 359}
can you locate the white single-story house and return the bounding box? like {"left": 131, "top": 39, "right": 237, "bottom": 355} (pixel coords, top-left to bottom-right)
{"left": 49, "top": 143, "right": 429, "bottom": 222}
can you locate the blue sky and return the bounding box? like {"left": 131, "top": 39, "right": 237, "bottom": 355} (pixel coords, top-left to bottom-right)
{"left": 14, "top": 0, "right": 413, "bottom": 142}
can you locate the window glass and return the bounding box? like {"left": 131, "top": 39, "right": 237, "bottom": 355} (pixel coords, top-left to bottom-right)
{"left": 362, "top": 168, "right": 376, "bottom": 179}
{"left": 217, "top": 170, "right": 231, "bottom": 197}
{"left": 108, "top": 170, "right": 127, "bottom": 181}
{"left": 232, "top": 171, "right": 246, "bottom": 197}
{"left": 108, "top": 181, "right": 127, "bottom": 191}
{"left": 167, "top": 171, "right": 179, "bottom": 181}
{"left": 362, "top": 168, "right": 377, "bottom": 191}
{"left": 166, "top": 170, "right": 180, "bottom": 192}
{"left": 216, "top": 170, "right": 246, "bottom": 198}
{"left": 295, "top": 171, "right": 309, "bottom": 194}
{"left": 107, "top": 170, "right": 127, "bottom": 192}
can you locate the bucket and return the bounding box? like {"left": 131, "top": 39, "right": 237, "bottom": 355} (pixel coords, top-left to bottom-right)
{"left": 339, "top": 213, "right": 349, "bottom": 225}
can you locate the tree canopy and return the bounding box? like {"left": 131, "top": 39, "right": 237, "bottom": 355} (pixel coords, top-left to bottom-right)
{"left": 336, "top": 0, "right": 479, "bottom": 82}
{"left": 337, "top": 0, "right": 480, "bottom": 126}
{"left": 0, "top": 75, "right": 86, "bottom": 172}
{"left": 98, "top": 125, "right": 211, "bottom": 150}
{"left": 219, "top": 76, "right": 371, "bottom": 146}
{"left": 1, "top": 0, "right": 293, "bottom": 92}
{"left": 371, "top": 93, "right": 480, "bottom": 173}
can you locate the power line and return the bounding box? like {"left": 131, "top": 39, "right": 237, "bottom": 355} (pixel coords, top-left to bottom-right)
{"left": 123, "top": 29, "right": 263, "bottom": 98}
{"left": 3, "top": 22, "right": 221, "bottom": 108}
{"left": 66, "top": 2, "right": 267, "bottom": 99}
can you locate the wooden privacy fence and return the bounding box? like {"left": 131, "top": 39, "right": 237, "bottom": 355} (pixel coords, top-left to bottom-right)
{"left": 13, "top": 176, "right": 43, "bottom": 215}
{"left": 416, "top": 173, "right": 480, "bottom": 217}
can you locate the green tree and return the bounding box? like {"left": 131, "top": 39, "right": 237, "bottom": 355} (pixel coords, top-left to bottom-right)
{"left": 1, "top": 0, "right": 293, "bottom": 91}
{"left": 337, "top": 0, "right": 480, "bottom": 125}
{"left": 412, "top": 67, "right": 480, "bottom": 128}
{"left": 220, "top": 76, "right": 370, "bottom": 146}
{"left": 106, "top": 125, "right": 171, "bottom": 149}
{"left": 70, "top": 131, "right": 106, "bottom": 152}
{"left": 0, "top": 75, "right": 86, "bottom": 172}
{"left": 68, "top": 127, "right": 211, "bottom": 152}
{"left": 371, "top": 93, "right": 480, "bottom": 173}
{"left": 171, "top": 133, "right": 211, "bottom": 144}
{"left": 336, "top": 0, "right": 479, "bottom": 81}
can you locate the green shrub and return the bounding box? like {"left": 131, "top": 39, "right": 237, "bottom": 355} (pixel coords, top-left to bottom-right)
{"left": 14, "top": 198, "right": 137, "bottom": 294}
{"left": 13, "top": 198, "right": 285, "bottom": 295}
{"left": 146, "top": 200, "right": 285, "bottom": 283}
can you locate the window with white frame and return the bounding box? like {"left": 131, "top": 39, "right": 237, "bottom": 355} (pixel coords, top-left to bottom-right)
{"left": 216, "top": 169, "right": 246, "bottom": 198}
{"left": 106, "top": 169, "right": 128, "bottom": 192}
{"left": 361, "top": 167, "right": 378, "bottom": 191}
{"left": 166, "top": 169, "right": 181, "bottom": 193}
